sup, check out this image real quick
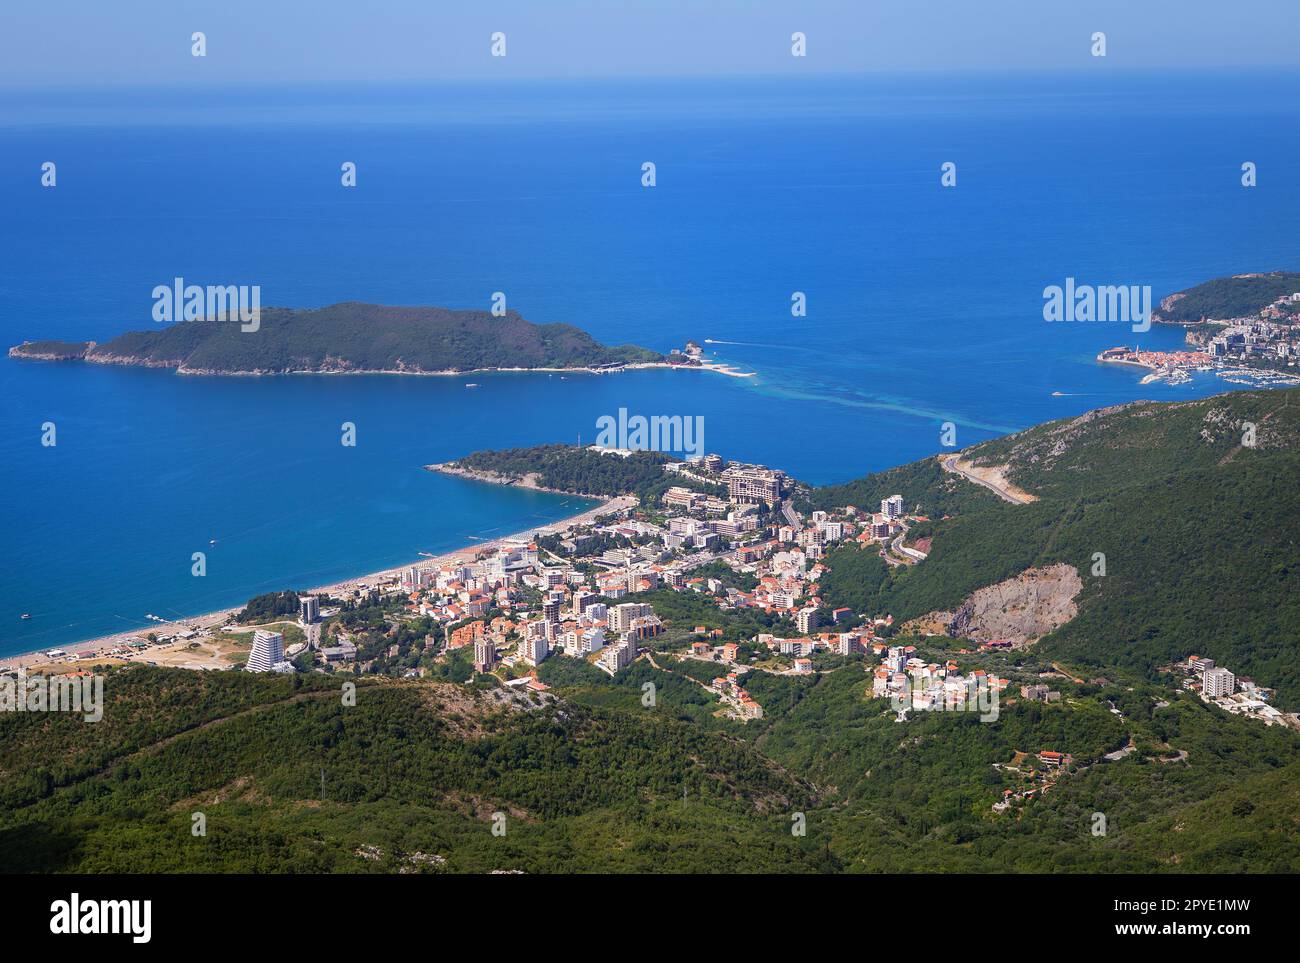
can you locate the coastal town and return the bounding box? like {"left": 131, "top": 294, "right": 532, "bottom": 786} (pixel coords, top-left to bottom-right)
{"left": 1099, "top": 286, "right": 1300, "bottom": 387}
{"left": 9, "top": 444, "right": 1296, "bottom": 748}
{"left": 4, "top": 419, "right": 1299, "bottom": 865}
{"left": 3, "top": 450, "right": 936, "bottom": 714}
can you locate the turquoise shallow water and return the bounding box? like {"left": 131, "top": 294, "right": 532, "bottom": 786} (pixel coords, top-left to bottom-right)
{"left": 2, "top": 71, "right": 1298, "bottom": 655}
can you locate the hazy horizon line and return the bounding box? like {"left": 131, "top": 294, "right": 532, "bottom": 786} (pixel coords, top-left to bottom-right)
{"left": 3, "top": 64, "right": 1298, "bottom": 95}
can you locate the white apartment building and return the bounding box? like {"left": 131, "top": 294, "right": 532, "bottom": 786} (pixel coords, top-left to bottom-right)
{"left": 246, "top": 630, "right": 284, "bottom": 673}
{"left": 298, "top": 595, "right": 320, "bottom": 624}
{"left": 609, "top": 602, "right": 654, "bottom": 633}
{"left": 601, "top": 639, "right": 635, "bottom": 673}
{"left": 721, "top": 465, "right": 785, "bottom": 505}
{"left": 1203, "top": 667, "right": 1236, "bottom": 698}
{"left": 796, "top": 608, "right": 820, "bottom": 634}
{"left": 519, "top": 635, "right": 550, "bottom": 666}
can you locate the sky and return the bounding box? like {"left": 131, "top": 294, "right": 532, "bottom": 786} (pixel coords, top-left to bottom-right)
{"left": 0, "top": 0, "right": 1296, "bottom": 87}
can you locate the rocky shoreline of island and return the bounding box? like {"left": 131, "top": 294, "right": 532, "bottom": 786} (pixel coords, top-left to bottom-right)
{"left": 8, "top": 345, "right": 755, "bottom": 379}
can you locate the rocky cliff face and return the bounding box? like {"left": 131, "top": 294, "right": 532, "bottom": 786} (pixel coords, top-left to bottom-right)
{"left": 907, "top": 562, "right": 1083, "bottom": 646}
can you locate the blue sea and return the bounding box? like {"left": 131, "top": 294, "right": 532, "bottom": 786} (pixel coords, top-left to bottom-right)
{"left": 3, "top": 70, "right": 1299, "bottom": 656}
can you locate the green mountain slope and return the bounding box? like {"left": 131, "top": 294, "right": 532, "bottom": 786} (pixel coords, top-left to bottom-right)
{"left": 7, "top": 657, "right": 1297, "bottom": 873}
{"left": 0, "top": 669, "right": 829, "bottom": 873}
{"left": 816, "top": 387, "right": 1300, "bottom": 706}
{"left": 966, "top": 389, "right": 1300, "bottom": 501}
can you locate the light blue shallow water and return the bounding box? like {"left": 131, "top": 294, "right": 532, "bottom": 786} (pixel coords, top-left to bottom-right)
{"left": 2, "top": 71, "right": 1298, "bottom": 655}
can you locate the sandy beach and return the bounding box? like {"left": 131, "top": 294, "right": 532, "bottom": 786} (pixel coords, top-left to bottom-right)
{"left": 6, "top": 494, "right": 633, "bottom": 674}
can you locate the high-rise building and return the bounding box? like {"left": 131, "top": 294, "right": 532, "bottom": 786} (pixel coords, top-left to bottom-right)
{"left": 796, "top": 608, "right": 820, "bottom": 634}
{"left": 299, "top": 596, "right": 320, "bottom": 624}
{"left": 721, "top": 465, "right": 785, "bottom": 505}
{"left": 542, "top": 597, "right": 562, "bottom": 624}
{"left": 473, "top": 637, "right": 496, "bottom": 673}
{"left": 882, "top": 495, "right": 905, "bottom": 520}
{"left": 1203, "top": 667, "right": 1236, "bottom": 698}
{"left": 609, "top": 602, "right": 654, "bottom": 633}
{"left": 519, "top": 635, "right": 549, "bottom": 666}
{"left": 246, "top": 630, "right": 284, "bottom": 673}
{"left": 602, "top": 639, "right": 635, "bottom": 672}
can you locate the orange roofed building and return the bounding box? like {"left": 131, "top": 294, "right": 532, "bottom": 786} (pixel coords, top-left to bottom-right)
{"left": 449, "top": 620, "right": 485, "bottom": 650}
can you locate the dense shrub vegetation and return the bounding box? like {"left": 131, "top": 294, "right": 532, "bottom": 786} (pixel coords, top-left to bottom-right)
{"left": 82, "top": 303, "right": 664, "bottom": 373}
{"left": 1151, "top": 271, "right": 1300, "bottom": 322}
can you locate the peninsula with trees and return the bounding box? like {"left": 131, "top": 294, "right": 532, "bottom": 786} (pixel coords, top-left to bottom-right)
{"left": 1099, "top": 270, "right": 1300, "bottom": 387}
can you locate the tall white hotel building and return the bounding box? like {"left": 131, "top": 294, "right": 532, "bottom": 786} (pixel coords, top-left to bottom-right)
{"left": 246, "top": 630, "right": 285, "bottom": 673}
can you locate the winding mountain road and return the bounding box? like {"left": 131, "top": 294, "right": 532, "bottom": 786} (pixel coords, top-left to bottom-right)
{"left": 939, "top": 454, "right": 1036, "bottom": 505}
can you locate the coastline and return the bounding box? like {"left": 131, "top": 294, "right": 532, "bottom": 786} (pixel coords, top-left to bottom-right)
{"left": 5, "top": 493, "right": 630, "bottom": 674}
{"left": 8, "top": 348, "right": 756, "bottom": 380}
{"left": 424, "top": 461, "right": 590, "bottom": 496}
{"left": 1097, "top": 356, "right": 1159, "bottom": 371}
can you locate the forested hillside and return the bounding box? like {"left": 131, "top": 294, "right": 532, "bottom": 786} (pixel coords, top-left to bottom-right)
{"left": 6, "top": 651, "right": 1297, "bottom": 872}
{"left": 443, "top": 444, "right": 725, "bottom": 504}
{"left": 10, "top": 303, "right": 663, "bottom": 374}
{"left": 1151, "top": 271, "right": 1300, "bottom": 323}
{"left": 816, "top": 387, "right": 1300, "bottom": 705}
{"left": 0, "top": 668, "right": 828, "bottom": 873}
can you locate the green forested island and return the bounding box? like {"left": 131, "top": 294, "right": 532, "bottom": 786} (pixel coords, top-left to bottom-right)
{"left": 7, "top": 303, "right": 667, "bottom": 374}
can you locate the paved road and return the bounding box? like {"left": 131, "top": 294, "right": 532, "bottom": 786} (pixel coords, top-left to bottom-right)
{"left": 939, "top": 454, "right": 1033, "bottom": 505}
{"left": 781, "top": 499, "right": 801, "bottom": 529}
{"left": 890, "top": 532, "right": 927, "bottom": 563}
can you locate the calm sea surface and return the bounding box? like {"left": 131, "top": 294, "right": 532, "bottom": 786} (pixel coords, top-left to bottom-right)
{"left": 2, "top": 71, "right": 1298, "bottom": 654}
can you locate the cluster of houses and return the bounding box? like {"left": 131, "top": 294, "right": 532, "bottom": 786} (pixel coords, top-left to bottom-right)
{"left": 870, "top": 643, "right": 1008, "bottom": 718}
{"left": 1184, "top": 654, "right": 1298, "bottom": 729}
{"left": 990, "top": 750, "right": 1077, "bottom": 812}
{"left": 1191, "top": 290, "right": 1300, "bottom": 363}
{"left": 284, "top": 452, "right": 939, "bottom": 712}
{"left": 708, "top": 671, "right": 764, "bottom": 721}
